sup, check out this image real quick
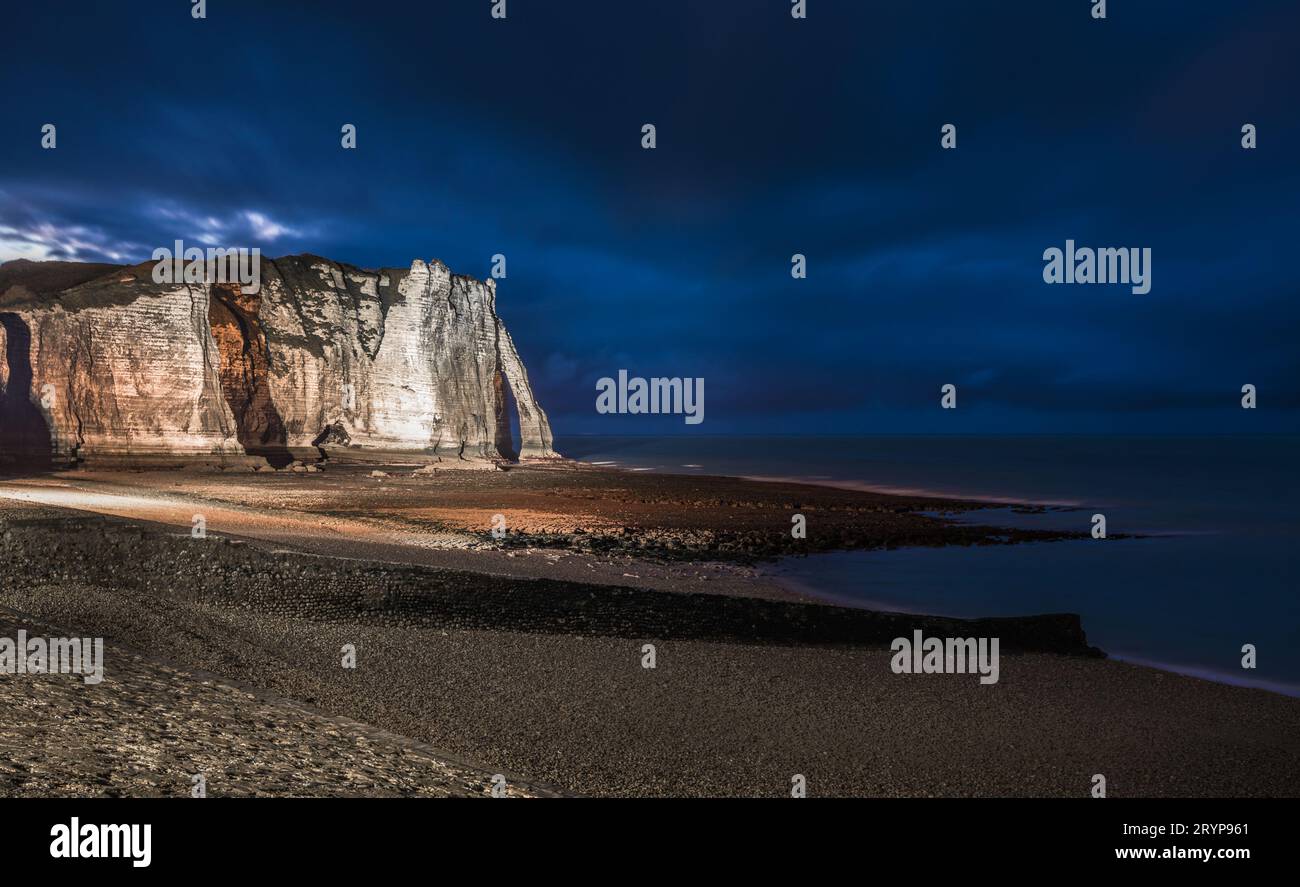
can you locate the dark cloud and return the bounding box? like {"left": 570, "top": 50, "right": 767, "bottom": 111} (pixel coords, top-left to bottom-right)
{"left": 1, "top": 0, "right": 1296, "bottom": 433}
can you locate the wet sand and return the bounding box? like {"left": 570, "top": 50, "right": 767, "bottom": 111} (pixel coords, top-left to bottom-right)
{"left": 2, "top": 464, "right": 1298, "bottom": 797}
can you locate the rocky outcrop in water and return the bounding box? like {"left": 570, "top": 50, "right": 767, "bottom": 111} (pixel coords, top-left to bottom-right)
{"left": 0, "top": 256, "right": 555, "bottom": 465}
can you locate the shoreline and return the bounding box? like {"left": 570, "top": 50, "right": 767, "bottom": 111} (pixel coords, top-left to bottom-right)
{"left": 1106, "top": 652, "right": 1300, "bottom": 700}
{"left": 739, "top": 474, "right": 1086, "bottom": 508}
{"left": 566, "top": 456, "right": 1292, "bottom": 699}
{"left": 0, "top": 458, "right": 1272, "bottom": 699}
{"left": 764, "top": 545, "right": 1300, "bottom": 700}
{"left": 0, "top": 458, "right": 1260, "bottom": 694}
{"left": 3, "top": 462, "right": 1299, "bottom": 796}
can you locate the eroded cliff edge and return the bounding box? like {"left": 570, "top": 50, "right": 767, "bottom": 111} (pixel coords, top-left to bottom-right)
{"left": 0, "top": 256, "right": 556, "bottom": 465}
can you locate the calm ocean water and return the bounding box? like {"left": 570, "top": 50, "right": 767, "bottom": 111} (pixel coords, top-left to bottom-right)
{"left": 556, "top": 435, "right": 1300, "bottom": 695}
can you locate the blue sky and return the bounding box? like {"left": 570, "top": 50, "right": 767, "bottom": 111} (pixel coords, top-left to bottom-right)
{"left": 3, "top": 0, "right": 1298, "bottom": 434}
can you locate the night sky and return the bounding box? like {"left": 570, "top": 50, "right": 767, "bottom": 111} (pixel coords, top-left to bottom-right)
{"left": 3, "top": 1, "right": 1298, "bottom": 435}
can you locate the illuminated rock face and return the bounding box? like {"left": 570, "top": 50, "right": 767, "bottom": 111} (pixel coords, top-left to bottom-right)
{"left": 0, "top": 256, "right": 555, "bottom": 465}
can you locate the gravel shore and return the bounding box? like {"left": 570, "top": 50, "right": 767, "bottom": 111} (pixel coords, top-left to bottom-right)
{"left": 0, "top": 606, "right": 551, "bottom": 798}
{"left": 2, "top": 468, "right": 1298, "bottom": 797}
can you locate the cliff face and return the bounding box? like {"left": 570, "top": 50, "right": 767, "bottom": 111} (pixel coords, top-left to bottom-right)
{"left": 0, "top": 256, "right": 555, "bottom": 465}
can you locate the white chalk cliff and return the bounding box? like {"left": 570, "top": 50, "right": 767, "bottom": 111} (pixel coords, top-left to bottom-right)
{"left": 0, "top": 256, "right": 556, "bottom": 465}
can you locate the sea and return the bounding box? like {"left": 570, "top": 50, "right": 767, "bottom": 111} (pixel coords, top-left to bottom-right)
{"left": 555, "top": 435, "right": 1300, "bottom": 696}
